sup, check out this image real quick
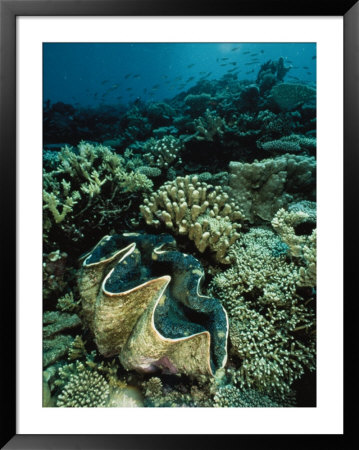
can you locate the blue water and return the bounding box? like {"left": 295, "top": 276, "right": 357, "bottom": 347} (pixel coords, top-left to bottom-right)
{"left": 43, "top": 42, "right": 316, "bottom": 107}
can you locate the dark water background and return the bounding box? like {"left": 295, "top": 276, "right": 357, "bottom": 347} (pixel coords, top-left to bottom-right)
{"left": 43, "top": 42, "right": 316, "bottom": 107}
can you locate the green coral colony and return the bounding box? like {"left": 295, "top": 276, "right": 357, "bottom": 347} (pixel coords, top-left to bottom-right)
{"left": 43, "top": 45, "right": 316, "bottom": 408}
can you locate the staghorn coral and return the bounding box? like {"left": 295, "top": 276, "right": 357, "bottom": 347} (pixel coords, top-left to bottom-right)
{"left": 209, "top": 227, "right": 316, "bottom": 398}
{"left": 43, "top": 141, "right": 153, "bottom": 247}
{"left": 270, "top": 83, "right": 316, "bottom": 111}
{"left": 229, "top": 154, "right": 316, "bottom": 223}
{"left": 78, "top": 233, "right": 228, "bottom": 377}
{"left": 271, "top": 207, "right": 316, "bottom": 287}
{"left": 140, "top": 175, "right": 245, "bottom": 263}
{"left": 143, "top": 135, "right": 183, "bottom": 170}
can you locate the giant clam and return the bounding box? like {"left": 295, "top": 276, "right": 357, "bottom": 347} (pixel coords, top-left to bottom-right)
{"left": 78, "top": 233, "right": 228, "bottom": 377}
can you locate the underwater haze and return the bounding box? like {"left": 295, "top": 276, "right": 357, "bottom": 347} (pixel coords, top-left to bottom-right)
{"left": 43, "top": 42, "right": 317, "bottom": 409}
{"left": 44, "top": 42, "right": 316, "bottom": 107}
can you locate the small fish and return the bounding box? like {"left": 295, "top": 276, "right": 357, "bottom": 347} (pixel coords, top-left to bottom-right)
{"left": 152, "top": 84, "right": 160, "bottom": 89}
{"left": 303, "top": 66, "right": 309, "bottom": 69}
{"left": 220, "top": 63, "right": 227, "bottom": 66}
{"left": 243, "top": 51, "right": 250, "bottom": 54}
{"left": 101, "top": 80, "right": 109, "bottom": 84}
{"left": 312, "top": 55, "right": 316, "bottom": 60}
{"left": 229, "top": 62, "right": 237, "bottom": 66}
{"left": 133, "top": 74, "right": 141, "bottom": 79}
{"left": 199, "top": 71, "right": 206, "bottom": 74}
{"left": 124, "top": 73, "right": 132, "bottom": 79}
{"left": 126, "top": 87, "right": 133, "bottom": 91}
{"left": 187, "top": 63, "right": 195, "bottom": 68}
{"left": 231, "top": 47, "right": 240, "bottom": 51}
{"left": 260, "top": 49, "right": 264, "bottom": 54}
{"left": 227, "top": 67, "right": 237, "bottom": 72}
{"left": 244, "top": 61, "right": 259, "bottom": 65}
{"left": 221, "top": 57, "right": 229, "bottom": 60}
{"left": 250, "top": 52, "right": 258, "bottom": 56}
{"left": 186, "top": 76, "right": 195, "bottom": 82}
{"left": 307, "top": 72, "right": 312, "bottom": 75}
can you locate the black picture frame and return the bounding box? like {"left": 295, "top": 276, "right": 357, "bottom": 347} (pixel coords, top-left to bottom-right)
{"left": 1, "top": 0, "right": 356, "bottom": 448}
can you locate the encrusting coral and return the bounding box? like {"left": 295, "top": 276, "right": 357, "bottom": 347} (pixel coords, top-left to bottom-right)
{"left": 140, "top": 175, "right": 245, "bottom": 263}
{"left": 209, "top": 227, "right": 316, "bottom": 398}
{"left": 269, "top": 83, "right": 316, "bottom": 111}
{"left": 229, "top": 154, "right": 316, "bottom": 223}
{"left": 78, "top": 232, "right": 228, "bottom": 377}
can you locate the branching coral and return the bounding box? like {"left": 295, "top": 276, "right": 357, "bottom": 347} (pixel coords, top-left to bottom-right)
{"left": 56, "top": 291, "right": 81, "bottom": 313}
{"left": 209, "top": 227, "right": 316, "bottom": 398}
{"left": 271, "top": 207, "right": 316, "bottom": 287}
{"left": 143, "top": 135, "right": 183, "bottom": 169}
{"left": 56, "top": 366, "right": 110, "bottom": 407}
{"left": 140, "top": 175, "right": 245, "bottom": 263}
{"left": 43, "top": 311, "right": 82, "bottom": 367}
{"left": 213, "top": 384, "right": 280, "bottom": 407}
{"left": 194, "top": 109, "right": 226, "bottom": 141}
{"left": 229, "top": 154, "right": 316, "bottom": 223}
{"left": 43, "top": 141, "right": 153, "bottom": 248}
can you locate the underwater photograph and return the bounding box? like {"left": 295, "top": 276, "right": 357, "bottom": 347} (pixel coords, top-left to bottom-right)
{"left": 42, "top": 42, "right": 317, "bottom": 408}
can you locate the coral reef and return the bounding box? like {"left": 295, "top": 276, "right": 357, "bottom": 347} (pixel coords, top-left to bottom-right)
{"left": 78, "top": 233, "right": 228, "bottom": 377}
{"left": 140, "top": 175, "right": 245, "bottom": 263}
{"left": 229, "top": 154, "right": 316, "bottom": 223}
{"left": 43, "top": 311, "right": 82, "bottom": 367}
{"left": 209, "top": 227, "right": 316, "bottom": 398}
{"left": 271, "top": 207, "right": 316, "bottom": 287}
{"left": 270, "top": 83, "right": 316, "bottom": 111}
{"left": 43, "top": 250, "right": 68, "bottom": 300}
{"left": 142, "top": 135, "right": 183, "bottom": 169}
{"left": 257, "top": 134, "right": 316, "bottom": 153}
{"left": 43, "top": 141, "right": 153, "bottom": 250}
{"left": 43, "top": 50, "right": 317, "bottom": 408}
{"left": 56, "top": 367, "right": 110, "bottom": 407}
{"left": 194, "top": 109, "right": 225, "bottom": 141}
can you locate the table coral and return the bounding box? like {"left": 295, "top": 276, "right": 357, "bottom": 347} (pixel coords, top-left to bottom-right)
{"left": 140, "top": 175, "right": 245, "bottom": 263}
{"left": 78, "top": 232, "right": 228, "bottom": 377}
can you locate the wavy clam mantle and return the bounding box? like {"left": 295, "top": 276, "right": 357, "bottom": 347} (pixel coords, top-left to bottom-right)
{"left": 78, "top": 233, "right": 228, "bottom": 377}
